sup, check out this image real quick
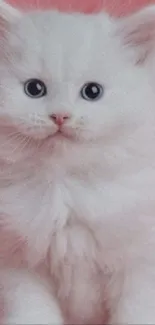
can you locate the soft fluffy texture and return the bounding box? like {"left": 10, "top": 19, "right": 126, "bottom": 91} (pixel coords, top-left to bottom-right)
{"left": 0, "top": 268, "right": 63, "bottom": 324}
{"left": 1, "top": 2, "right": 155, "bottom": 324}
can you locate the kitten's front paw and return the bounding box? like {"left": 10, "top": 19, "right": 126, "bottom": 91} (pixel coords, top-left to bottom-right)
{"left": 1, "top": 269, "right": 63, "bottom": 324}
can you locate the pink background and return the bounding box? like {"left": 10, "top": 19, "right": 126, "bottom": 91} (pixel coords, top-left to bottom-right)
{"left": 7, "top": 0, "right": 155, "bottom": 16}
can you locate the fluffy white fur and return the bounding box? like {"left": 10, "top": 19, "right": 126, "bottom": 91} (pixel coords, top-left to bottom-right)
{"left": 0, "top": 268, "right": 63, "bottom": 324}
{"left": 0, "top": 1, "right": 155, "bottom": 323}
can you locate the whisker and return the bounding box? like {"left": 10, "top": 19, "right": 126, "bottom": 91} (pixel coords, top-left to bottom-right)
{"left": 8, "top": 137, "right": 29, "bottom": 155}
{"left": 0, "top": 133, "right": 25, "bottom": 149}
{"left": 4, "top": 130, "right": 24, "bottom": 138}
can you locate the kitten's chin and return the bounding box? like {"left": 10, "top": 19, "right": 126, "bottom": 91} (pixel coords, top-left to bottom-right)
{"left": 45, "top": 131, "right": 76, "bottom": 147}
{"left": 46, "top": 128, "right": 78, "bottom": 142}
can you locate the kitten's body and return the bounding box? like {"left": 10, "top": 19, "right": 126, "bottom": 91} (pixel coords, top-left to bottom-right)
{"left": 0, "top": 3, "right": 155, "bottom": 324}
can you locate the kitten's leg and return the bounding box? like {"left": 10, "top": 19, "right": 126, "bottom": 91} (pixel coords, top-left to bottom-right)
{"left": 2, "top": 269, "right": 63, "bottom": 324}
{"left": 110, "top": 267, "right": 155, "bottom": 324}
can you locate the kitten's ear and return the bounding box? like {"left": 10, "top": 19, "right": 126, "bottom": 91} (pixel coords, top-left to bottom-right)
{"left": 0, "top": 0, "right": 22, "bottom": 31}
{"left": 117, "top": 6, "right": 155, "bottom": 64}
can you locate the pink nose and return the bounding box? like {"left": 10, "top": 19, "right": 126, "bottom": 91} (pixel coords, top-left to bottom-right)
{"left": 50, "top": 113, "right": 70, "bottom": 126}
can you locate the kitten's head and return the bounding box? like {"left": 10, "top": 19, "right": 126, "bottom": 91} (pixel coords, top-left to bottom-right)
{"left": 0, "top": 2, "right": 154, "bottom": 146}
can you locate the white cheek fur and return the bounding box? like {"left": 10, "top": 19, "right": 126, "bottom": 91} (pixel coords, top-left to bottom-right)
{"left": 16, "top": 116, "right": 57, "bottom": 139}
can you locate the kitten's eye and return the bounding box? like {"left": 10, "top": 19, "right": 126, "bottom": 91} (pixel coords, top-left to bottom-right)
{"left": 24, "top": 79, "right": 47, "bottom": 98}
{"left": 81, "top": 82, "right": 103, "bottom": 101}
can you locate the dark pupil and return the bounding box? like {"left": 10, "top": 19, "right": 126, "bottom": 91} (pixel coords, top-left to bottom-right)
{"left": 28, "top": 81, "right": 43, "bottom": 96}
{"left": 85, "top": 83, "right": 100, "bottom": 99}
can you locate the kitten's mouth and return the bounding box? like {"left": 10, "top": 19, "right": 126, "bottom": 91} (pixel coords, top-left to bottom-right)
{"left": 54, "top": 129, "right": 68, "bottom": 137}
{"left": 49, "top": 129, "right": 74, "bottom": 141}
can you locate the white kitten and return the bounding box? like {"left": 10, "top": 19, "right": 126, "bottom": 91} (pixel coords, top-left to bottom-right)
{"left": 0, "top": 1, "right": 155, "bottom": 324}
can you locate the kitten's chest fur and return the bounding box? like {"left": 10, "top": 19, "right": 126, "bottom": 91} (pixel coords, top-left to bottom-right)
{"left": 44, "top": 173, "right": 112, "bottom": 323}
{"left": 0, "top": 162, "right": 116, "bottom": 322}
{"left": 50, "top": 222, "right": 111, "bottom": 324}
{"left": 1, "top": 159, "right": 154, "bottom": 323}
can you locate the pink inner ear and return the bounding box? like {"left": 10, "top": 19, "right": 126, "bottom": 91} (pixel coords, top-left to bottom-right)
{"left": 125, "top": 20, "right": 155, "bottom": 47}
{"left": 119, "top": 15, "right": 155, "bottom": 64}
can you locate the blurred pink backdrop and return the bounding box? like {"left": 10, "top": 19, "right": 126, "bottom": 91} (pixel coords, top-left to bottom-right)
{"left": 7, "top": 0, "right": 155, "bottom": 16}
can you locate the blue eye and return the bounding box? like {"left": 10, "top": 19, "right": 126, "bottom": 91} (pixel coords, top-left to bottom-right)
{"left": 24, "top": 79, "right": 47, "bottom": 98}
{"left": 81, "top": 82, "right": 104, "bottom": 101}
